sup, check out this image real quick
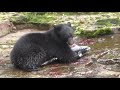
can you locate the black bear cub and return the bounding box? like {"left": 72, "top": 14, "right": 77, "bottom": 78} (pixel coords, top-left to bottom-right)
{"left": 10, "top": 22, "right": 80, "bottom": 71}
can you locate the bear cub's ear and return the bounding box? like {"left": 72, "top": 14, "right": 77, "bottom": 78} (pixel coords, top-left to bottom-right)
{"left": 67, "top": 22, "right": 71, "bottom": 27}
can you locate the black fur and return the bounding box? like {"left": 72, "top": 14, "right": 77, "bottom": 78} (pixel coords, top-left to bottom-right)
{"left": 10, "top": 22, "right": 80, "bottom": 71}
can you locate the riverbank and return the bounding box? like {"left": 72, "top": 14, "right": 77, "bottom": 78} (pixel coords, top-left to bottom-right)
{"left": 0, "top": 12, "right": 120, "bottom": 38}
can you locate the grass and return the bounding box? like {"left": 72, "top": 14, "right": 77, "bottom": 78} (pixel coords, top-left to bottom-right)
{"left": 75, "top": 28, "right": 113, "bottom": 38}
{"left": 2, "top": 12, "right": 119, "bottom": 38}
{"left": 11, "top": 12, "right": 56, "bottom": 23}
{"left": 10, "top": 12, "right": 112, "bottom": 24}
{"left": 96, "top": 18, "right": 120, "bottom": 26}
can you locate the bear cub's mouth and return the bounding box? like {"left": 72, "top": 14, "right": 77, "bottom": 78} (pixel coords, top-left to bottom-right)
{"left": 67, "top": 37, "right": 74, "bottom": 46}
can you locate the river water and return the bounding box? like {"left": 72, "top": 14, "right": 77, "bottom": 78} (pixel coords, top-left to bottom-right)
{"left": 0, "top": 30, "right": 120, "bottom": 78}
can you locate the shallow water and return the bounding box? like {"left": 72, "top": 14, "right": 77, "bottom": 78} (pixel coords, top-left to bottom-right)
{"left": 89, "top": 34, "right": 120, "bottom": 59}
{"left": 0, "top": 30, "right": 120, "bottom": 78}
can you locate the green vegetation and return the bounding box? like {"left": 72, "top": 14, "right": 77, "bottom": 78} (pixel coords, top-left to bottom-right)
{"left": 11, "top": 12, "right": 56, "bottom": 23}
{"left": 96, "top": 18, "right": 120, "bottom": 26}
{"left": 75, "top": 28, "right": 113, "bottom": 38}
{"left": 10, "top": 12, "right": 110, "bottom": 23}
{"left": 0, "top": 12, "right": 120, "bottom": 38}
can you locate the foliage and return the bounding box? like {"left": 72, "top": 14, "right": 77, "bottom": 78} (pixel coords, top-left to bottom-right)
{"left": 96, "top": 18, "right": 120, "bottom": 26}
{"left": 11, "top": 12, "right": 56, "bottom": 23}
{"left": 75, "top": 28, "right": 113, "bottom": 38}
{"left": 8, "top": 12, "right": 119, "bottom": 38}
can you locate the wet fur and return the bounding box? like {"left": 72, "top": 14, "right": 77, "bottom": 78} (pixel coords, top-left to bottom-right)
{"left": 10, "top": 23, "right": 80, "bottom": 71}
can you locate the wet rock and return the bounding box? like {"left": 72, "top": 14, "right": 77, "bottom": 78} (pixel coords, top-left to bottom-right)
{"left": 97, "top": 58, "right": 120, "bottom": 65}
{"left": 13, "top": 23, "right": 52, "bottom": 30}
{"left": 0, "top": 20, "right": 16, "bottom": 37}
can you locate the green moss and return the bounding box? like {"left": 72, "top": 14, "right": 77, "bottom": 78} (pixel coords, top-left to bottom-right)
{"left": 94, "top": 28, "right": 113, "bottom": 36}
{"left": 75, "top": 28, "right": 113, "bottom": 38}
{"left": 10, "top": 12, "right": 56, "bottom": 23}
{"left": 96, "top": 18, "right": 120, "bottom": 26}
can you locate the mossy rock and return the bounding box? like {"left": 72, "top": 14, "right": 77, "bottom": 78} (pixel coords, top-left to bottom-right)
{"left": 12, "top": 22, "right": 53, "bottom": 30}
{"left": 96, "top": 18, "right": 120, "bottom": 26}
{"left": 75, "top": 28, "right": 113, "bottom": 38}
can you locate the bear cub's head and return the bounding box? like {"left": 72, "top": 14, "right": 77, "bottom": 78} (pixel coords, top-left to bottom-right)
{"left": 54, "top": 22, "right": 74, "bottom": 45}
{"left": 54, "top": 22, "right": 75, "bottom": 45}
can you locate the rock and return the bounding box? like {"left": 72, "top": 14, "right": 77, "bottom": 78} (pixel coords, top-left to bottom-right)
{"left": 0, "top": 20, "right": 16, "bottom": 37}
